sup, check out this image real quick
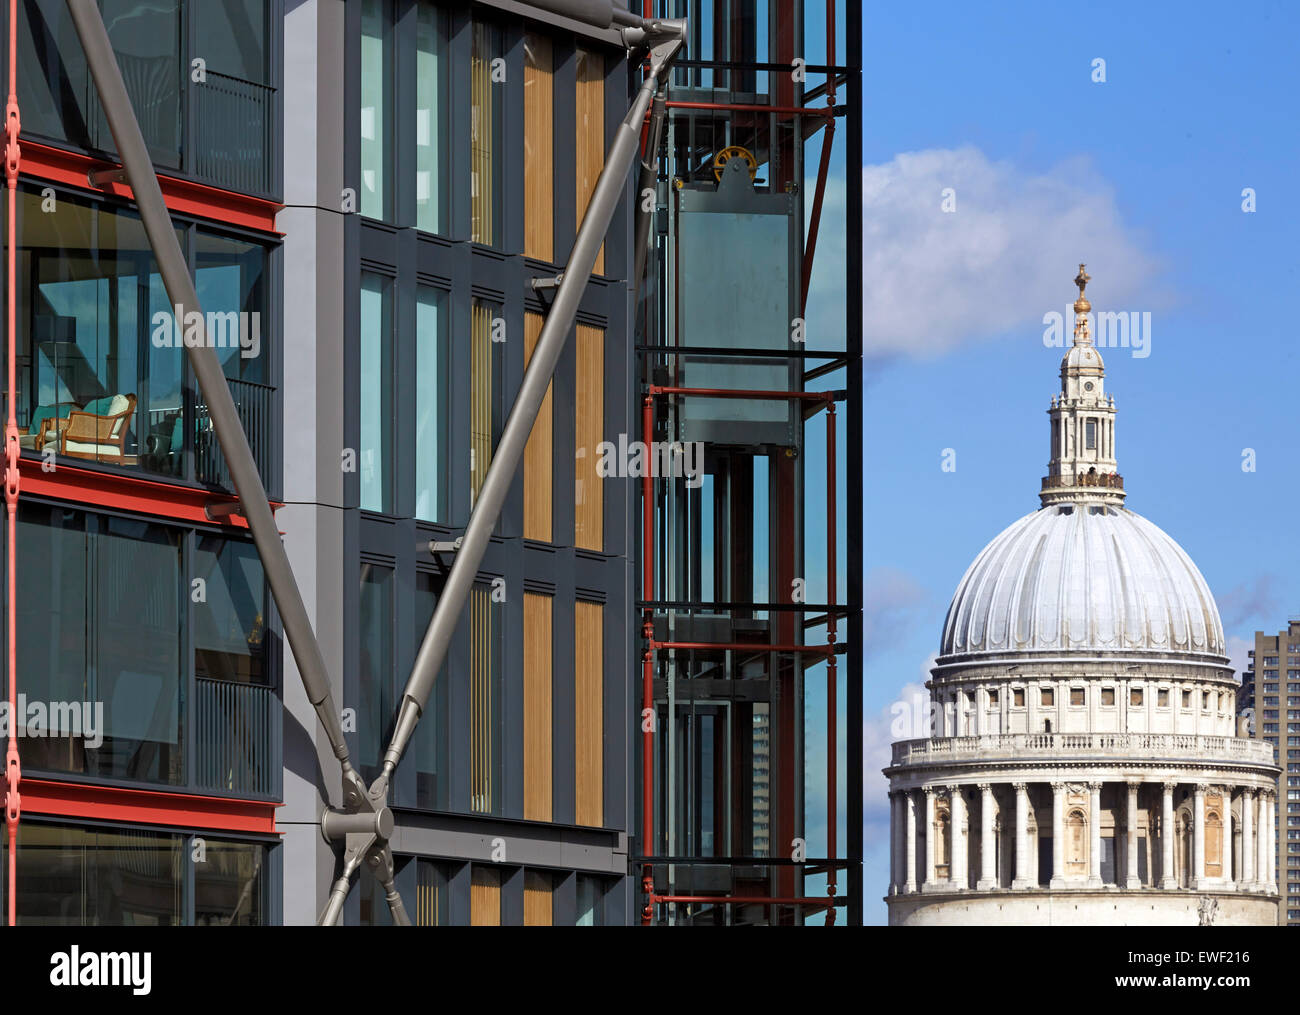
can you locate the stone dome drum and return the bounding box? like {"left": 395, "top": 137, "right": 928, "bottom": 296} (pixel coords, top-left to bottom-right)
{"left": 940, "top": 504, "right": 1226, "bottom": 662}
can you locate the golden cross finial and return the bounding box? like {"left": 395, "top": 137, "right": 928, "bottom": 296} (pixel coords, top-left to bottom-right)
{"left": 1073, "top": 263, "right": 1092, "bottom": 317}
{"left": 1074, "top": 263, "right": 1090, "bottom": 298}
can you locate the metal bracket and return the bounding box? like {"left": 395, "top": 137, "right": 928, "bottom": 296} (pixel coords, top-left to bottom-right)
{"left": 529, "top": 272, "right": 564, "bottom": 291}
{"left": 86, "top": 165, "right": 127, "bottom": 188}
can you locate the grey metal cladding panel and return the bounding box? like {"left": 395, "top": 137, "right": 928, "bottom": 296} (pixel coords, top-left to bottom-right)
{"left": 390, "top": 812, "right": 628, "bottom": 876}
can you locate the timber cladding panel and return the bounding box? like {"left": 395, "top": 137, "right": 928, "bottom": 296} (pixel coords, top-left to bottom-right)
{"left": 524, "top": 34, "right": 554, "bottom": 262}
{"left": 523, "top": 311, "right": 553, "bottom": 541}
{"left": 575, "top": 600, "right": 604, "bottom": 826}
{"left": 574, "top": 323, "right": 604, "bottom": 551}
{"left": 523, "top": 871, "right": 554, "bottom": 926}
{"left": 470, "top": 866, "right": 502, "bottom": 926}
{"left": 523, "top": 592, "right": 553, "bottom": 822}
{"left": 574, "top": 47, "right": 605, "bottom": 275}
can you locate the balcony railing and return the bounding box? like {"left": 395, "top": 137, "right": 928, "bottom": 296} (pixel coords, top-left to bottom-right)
{"left": 194, "top": 677, "right": 277, "bottom": 797}
{"left": 195, "top": 378, "right": 275, "bottom": 489}
{"left": 193, "top": 71, "right": 275, "bottom": 195}
{"left": 1041, "top": 472, "right": 1124, "bottom": 490}
{"left": 891, "top": 732, "right": 1277, "bottom": 768}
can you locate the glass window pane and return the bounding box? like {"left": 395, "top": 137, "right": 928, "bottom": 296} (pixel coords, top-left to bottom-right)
{"left": 360, "top": 273, "right": 393, "bottom": 513}
{"left": 18, "top": 506, "right": 183, "bottom": 788}
{"left": 18, "top": 822, "right": 183, "bottom": 926}
{"left": 413, "top": 571, "right": 449, "bottom": 810}
{"left": 576, "top": 874, "right": 604, "bottom": 926}
{"left": 194, "top": 537, "right": 268, "bottom": 684}
{"left": 359, "top": 564, "right": 394, "bottom": 787}
{"left": 415, "top": 287, "right": 447, "bottom": 522}
{"left": 193, "top": 840, "right": 267, "bottom": 926}
{"left": 194, "top": 0, "right": 267, "bottom": 83}
{"left": 361, "top": 0, "right": 392, "bottom": 220}
{"left": 416, "top": 3, "right": 448, "bottom": 233}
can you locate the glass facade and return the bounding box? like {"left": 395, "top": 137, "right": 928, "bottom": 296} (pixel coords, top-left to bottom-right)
{"left": 17, "top": 821, "right": 270, "bottom": 926}
{"left": 14, "top": 502, "right": 277, "bottom": 797}
{"left": 18, "top": 0, "right": 275, "bottom": 194}
{"left": 16, "top": 185, "right": 277, "bottom": 489}
{"left": 415, "top": 286, "right": 447, "bottom": 522}
{"left": 360, "top": 0, "right": 392, "bottom": 220}
{"left": 359, "top": 272, "right": 394, "bottom": 513}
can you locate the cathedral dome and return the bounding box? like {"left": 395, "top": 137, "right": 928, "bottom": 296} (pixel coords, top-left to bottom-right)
{"left": 939, "top": 503, "right": 1225, "bottom": 662}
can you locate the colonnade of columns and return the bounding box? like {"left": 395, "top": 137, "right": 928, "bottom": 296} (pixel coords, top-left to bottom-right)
{"left": 887, "top": 779, "right": 1278, "bottom": 896}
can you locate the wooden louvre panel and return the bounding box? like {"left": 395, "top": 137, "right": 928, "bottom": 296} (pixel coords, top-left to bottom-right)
{"left": 470, "top": 585, "right": 495, "bottom": 814}
{"left": 470, "top": 22, "right": 495, "bottom": 245}
{"left": 523, "top": 311, "right": 553, "bottom": 541}
{"left": 470, "top": 301, "right": 494, "bottom": 506}
{"left": 574, "top": 600, "right": 604, "bottom": 827}
{"left": 523, "top": 870, "right": 553, "bottom": 926}
{"left": 470, "top": 866, "right": 501, "bottom": 926}
{"left": 574, "top": 47, "right": 605, "bottom": 274}
{"left": 524, "top": 33, "right": 554, "bottom": 262}
{"left": 523, "top": 592, "right": 553, "bottom": 821}
{"left": 416, "top": 863, "right": 440, "bottom": 926}
{"left": 574, "top": 323, "right": 604, "bottom": 550}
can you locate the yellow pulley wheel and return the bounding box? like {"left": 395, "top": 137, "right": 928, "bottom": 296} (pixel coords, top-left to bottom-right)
{"left": 713, "top": 145, "right": 757, "bottom": 183}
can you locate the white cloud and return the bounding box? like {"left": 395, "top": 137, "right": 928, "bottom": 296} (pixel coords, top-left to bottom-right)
{"left": 861, "top": 147, "right": 1162, "bottom": 357}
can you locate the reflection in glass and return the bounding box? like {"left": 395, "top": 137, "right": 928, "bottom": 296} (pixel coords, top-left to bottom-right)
{"left": 18, "top": 823, "right": 182, "bottom": 926}
{"left": 415, "top": 287, "right": 447, "bottom": 522}
{"left": 193, "top": 840, "right": 266, "bottom": 926}
{"left": 360, "top": 273, "right": 393, "bottom": 513}
{"left": 359, "top": 564, "right": 394, "bottom": 787}
{"left": 416, "top": 3, "right": 448, "bottom": 233}
{"left": 17, "top": 503, "right": 183, "bottom": 786}
{"left": 361, "top": 0, "right": 391, "bottom": 220}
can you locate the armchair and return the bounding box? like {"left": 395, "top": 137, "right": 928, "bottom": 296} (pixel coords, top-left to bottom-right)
{"left": 55, "top": 393, "right": 138, "bottom": 462}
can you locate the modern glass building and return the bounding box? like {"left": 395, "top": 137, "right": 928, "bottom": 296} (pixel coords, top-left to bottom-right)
{"left": 3, "top": 0, "right": 860, "bottom": 926}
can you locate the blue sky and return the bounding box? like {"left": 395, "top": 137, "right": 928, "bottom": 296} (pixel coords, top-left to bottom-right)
{"left": 859, "top": 1, "right": 1300, "bottom": 924}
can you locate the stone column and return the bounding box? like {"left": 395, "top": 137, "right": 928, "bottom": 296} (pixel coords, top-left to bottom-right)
{"left": 1050, "top": 782, "right": 1065, "bottom": 888}
{"left": 1264, "top": 791, "right": 1277, "bottom": 893}
{"left": 978, "top": 783, "right": 997, "bottom": 890}
{"left": 1013, "top": 783, "right": 1032, "bottom": 889}
{"left": 904, "top": 790, "right": 918, "bottom": 892}
{"left": 1126, "top": 781, "right": 1142, "bottom": 889}
{"left": 1088, "top": 781, "right": 1103, "bottom": 887}
{"left": 974, "top": 687, "right": 984, "bottom": 737}
{"left": 923, "top": 787, "right": 937, "bottom": 892}
{"left": 1241, "top": 787, "right": 1255, "bottom": 888}
{"left": 1222, "top": 788, "right": 1233, "bottom": 888}
{"left": 1160, "top": 781, "right": 1177, "bottom": 889}
{"left": 1253, "top": 790, "right": 1263, "bottom": 888}
{"left": 888, "top": 793, "right": 900, "bottom": 894}
{"left": 949, "top": 786, "right": 966, "bottom": 889}
{"left": 1193, "top": 784, "right": 1206, "bottom": 890}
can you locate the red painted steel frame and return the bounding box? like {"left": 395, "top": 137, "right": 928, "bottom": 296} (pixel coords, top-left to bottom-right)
{"left": 22, "top": 779, "right": 278, "bottom": 836}
{"left": 642, "top": 385, "right": 840, "bottom": 924}
{"left": 4, "top": 0, "right": 21, "bottom": 926}
{"left": 21, "top": 140, "right": 283, "bottom": 235}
